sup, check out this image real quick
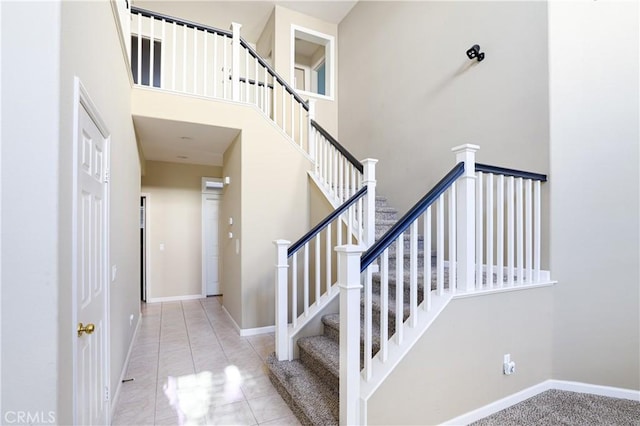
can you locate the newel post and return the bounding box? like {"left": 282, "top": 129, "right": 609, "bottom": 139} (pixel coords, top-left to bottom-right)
{"left": 230, "top": 22, "right": 242, "bottom": 101}
{"left": 362, "top": 158, "right": 378, "bottom": 248}
{"left": 452, "top": 144, "right": 479, "bottom": 292}
{"left": 336, "top": 244, "right": 364, "bottom": 426}
{"left": 307, "top": 99, "right": 317, "bottom": 161}
{"left": 274, "top": 240, "right": 290, "bottom": 361}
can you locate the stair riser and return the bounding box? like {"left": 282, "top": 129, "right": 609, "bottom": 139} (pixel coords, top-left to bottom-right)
{"left": 322, "top": 316, "right": 382, "bottom": 365}
{"left": 299, "top": 349, "right": 339, "bottom": 391}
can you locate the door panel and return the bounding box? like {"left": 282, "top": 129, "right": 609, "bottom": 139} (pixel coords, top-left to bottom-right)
{"left": 76, "top": 104, "right": 108, "bottom": 425}
{"left": 203, "top": 194, "right": 220, "bottom": 296}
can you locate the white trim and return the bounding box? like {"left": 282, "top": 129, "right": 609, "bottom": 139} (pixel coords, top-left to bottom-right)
{"left": 441, "top": 380, "right": 640, "bottom": 425}
{"left": 110, "top": 0, "right": 134, "bottom": 86}
{"left": 290, "top": 24, "right": 335, "bottom": 100}
{"left": 201, "top": 190, "right": 222, "bottom": 297}
{"left": 72, "top": 77, "right": 112, "bottom": 425}
{"left": 147, "top": 294, "right": 205, "bottom": 303}
{"left": 221, "top": 305, "right": 275, "bottom": 336}
{"left": 140, "top": 193, "right": 150, "bottom": 302}
{"left": 453, "top": 280, "right": 557, "bottom": 299}
{"left": 240, "top": 325, "right": 276, "bottom": 337}
{"left": 109, "top": 313, "right": 142, "bottom": 419}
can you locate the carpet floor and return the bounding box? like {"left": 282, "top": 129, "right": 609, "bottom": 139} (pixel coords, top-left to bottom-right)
{"left": 471, "top": 389, "right": 640, "bottom": 426}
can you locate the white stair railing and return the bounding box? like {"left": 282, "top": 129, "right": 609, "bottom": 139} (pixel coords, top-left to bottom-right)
{"left": 341, "top": 145, "right": 552, "bottom": 424}
{"left": 274, "top": 159, "right": 377, "bottom": 361}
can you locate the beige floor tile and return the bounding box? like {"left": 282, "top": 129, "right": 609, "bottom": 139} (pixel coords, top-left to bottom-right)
{"left": 247, "top": 393, "right": 294, "bottom": 424}
{"left": 259, "top": 414, "right": 302, "bottom": 426}
{"left": 208, "top": 400, "right": 257, "bottom": 426}
{"left": 110, "top": 399, "right": 155, "bottom": 425}
{"left": 240, "top": 374, "right": 277, "bottom": 400}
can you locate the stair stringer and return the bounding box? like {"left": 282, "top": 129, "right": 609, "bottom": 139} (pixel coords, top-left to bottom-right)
{"left": 359, "top": 291, "right": 454, "bottom": 424}
{"left": 286, "top": 285, "right": 340, "bottom": 360}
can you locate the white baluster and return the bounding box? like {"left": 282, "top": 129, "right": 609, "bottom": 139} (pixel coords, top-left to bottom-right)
{"left": 497, "top": 175, "right": 505, "bottom": 286}
{"left": 281, "top": 84, "right": 286, "bottom": 131}
{"left": 381, "top": 248, "right": 389, "bottom": 361}
{"left": 222, "top": 34, "right": 227, "bottom": 98}
{"left": 437, "top": 196, "right": 444, "bottom": 295}
{"left": 487, "top": 173, "right": 494, "bottom": 287}
{"left": 516, "top": 177, "right": 524, "bottom": 284}
{"left": 203, "top": 30, "right": 207, "bottom": 95}
{"left": 315, "top": 237, "right": 320, "bottom": 304}
{"left": 410, "top": 221, "right": 418, "bottom": 327}
{"left": 244, "top": 48, "right": 249, "bottom": 102}
{"left": 137, "top": 16, "right": 142, "bottom": 84}
{"left": 326, "top": 223, "right": 332, "bottom": 294}
{"left": 507, "top": 176, "right": 515, "bottom": 286}
{"left": 424, "top": 208, "right": 432, "bottom": 310}
{"left": 338, "top": 154, "right": 344, "bottom": 202}
{"left": 161, "top": 19, "right": 166, "bottom": 89}
{"left": 336, "top": 244, "right": 364, "bottom": 426}
{"left": 476, "top": 172, "right": 483, "bottom": 288}
{"left": 308, "top": 100, "right": 316, "bottom": 162}
{"left": 534, "top": 180, "right": 541, "bottom": 282}
{"left": 525, "top": 179, "right": 533, "bottom": 283}
{"left": 212, "top": 34, "right": 218, "bottom": 97}
{"left": 182, "top": 24, "right": 186, "bottom": 91}
{"left": 303, "top": 243, "right": 309, "bottom": 316}
{"left": 149, "top": 17, "right": 155, "bottom": 87}
{"left": 255, "top": 56, "right": 259, "bottom": 106}
{"left": 362, "top": 159, "right": 377, "bottom": 248}
{"left": 172, "top": 21, "right": 176, "bottom": 90}
{"left": 363, "top": 264, "right": 373, "bottom": 381}
{"left": 230, "top": 22, "right": 241, "bottom": 101}
{"left": 448, "top": 184, "right": 457, "bottom": 293}
{"left": 290, "top": 95, "right": 295, "bottom": 140}
{"left": 274, "top": 240, "right": 290, "bottom": 361}
{"left": 452, "top": 144, "right": 478, "bottom": 292}
{"left": 193, "top": 26, "right": 197, "bottom": 93}
{"left": 395, "top": 233, "right": 404, "bottom": 345}
{"left": 291, "top": 252, "right": 298, "bottom": 328}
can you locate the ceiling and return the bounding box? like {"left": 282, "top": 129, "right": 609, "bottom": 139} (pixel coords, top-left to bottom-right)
{"left": 133, "top": 116, "right": 239, "bottom": 167}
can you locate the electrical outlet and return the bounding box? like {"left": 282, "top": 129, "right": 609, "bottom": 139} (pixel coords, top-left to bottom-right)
{"left": 503, "top": 354, "right": 516, "bottom": 375}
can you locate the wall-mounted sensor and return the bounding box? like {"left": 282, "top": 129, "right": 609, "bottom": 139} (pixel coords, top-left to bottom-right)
{"left": 466, "top": 44, "right": 485, "bottom": 62}
{"left": 224, "top": 176, "right": 231, "bottom": 185}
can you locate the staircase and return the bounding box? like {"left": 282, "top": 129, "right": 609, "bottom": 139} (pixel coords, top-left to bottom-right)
{"left": 267, "top": 195, "right": 434, "bottom": 425}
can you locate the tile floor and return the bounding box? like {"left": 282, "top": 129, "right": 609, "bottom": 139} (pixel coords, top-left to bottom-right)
{"left": 111, "top": 297, "right": 300, "bottom": 426}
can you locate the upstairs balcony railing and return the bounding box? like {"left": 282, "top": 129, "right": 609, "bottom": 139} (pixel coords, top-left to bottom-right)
{"left": 131, "top": 7, "right": 311, "bottom": 156}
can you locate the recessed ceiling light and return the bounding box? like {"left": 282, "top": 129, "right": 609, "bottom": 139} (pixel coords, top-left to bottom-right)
{"left": 177, "top": 155, "right": 188, "bottom": 159}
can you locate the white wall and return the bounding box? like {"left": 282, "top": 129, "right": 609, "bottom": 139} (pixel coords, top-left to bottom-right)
{"left": 549, "top": 0, "right": 640, "bottom": 390}
{"left": 338, "top": 1, "right": 549, "bottom": 215}
{"left": 368, "top": 288, "right": 554, "bottom": 425}
{"left": 1, "top": 1, "right": 61, "bottom": 421}
{"left": 141, "top": 161, "right": 222, "bottom": 300}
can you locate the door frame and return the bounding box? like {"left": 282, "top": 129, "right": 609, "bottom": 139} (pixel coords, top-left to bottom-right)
{"left": 201, "top": 177, "right": 223, "bottom": 297}
{"left": 140, "top": 193, "right": 150, "bottom": 302}
{"left": 71, "top": 77, "right": 111, "bottom": 424}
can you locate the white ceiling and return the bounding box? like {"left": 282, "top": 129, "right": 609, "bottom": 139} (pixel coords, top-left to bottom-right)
{"left": 133, "top": 116, "right": 240, "bottom": 167}
{"left": 132, "top": 1, "right": 358, "bottom": 42}
{"left": 131, "top": 1, "right": 357, "bottom": 167}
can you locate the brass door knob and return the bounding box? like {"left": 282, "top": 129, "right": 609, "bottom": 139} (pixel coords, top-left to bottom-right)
{"left": 77, "top": 322, "right": 95, "bottom": 337}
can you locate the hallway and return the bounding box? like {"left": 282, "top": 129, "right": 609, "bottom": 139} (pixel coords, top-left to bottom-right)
{"left": 111, "top": 298, "right": 299, "bottom": 425}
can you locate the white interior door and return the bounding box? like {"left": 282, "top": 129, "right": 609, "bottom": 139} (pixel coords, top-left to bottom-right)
{"left": 202, "top": 193, "right": 221, "bottom": 296}
{"left": 76, "top": 103, "right": 109, "bottom": 425}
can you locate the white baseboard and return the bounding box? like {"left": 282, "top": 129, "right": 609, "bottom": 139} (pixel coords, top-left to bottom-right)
{"left": 221, "top": 305, "right": 275, "bottom": 337}
{"left": 442, "top": 379, "right": 640, "bottom": 425}
{"left": 442, "top": 381, "right": 552, "bottom": 425}
{"left": 110, "top": 312, "right": 142, "bottom": 419}
{"left": 147, "top": 294, "right": 205, "bottom": 303}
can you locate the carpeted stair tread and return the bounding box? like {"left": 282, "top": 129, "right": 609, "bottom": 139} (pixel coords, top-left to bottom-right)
{"left": 297, "top": 335, "right": 339, "bottom": 390}
{"left": 266, "top": 353, "right": 338, "bottom": 426}
{"left": 322, "top": 313, "right": 382, "bottom": 360}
